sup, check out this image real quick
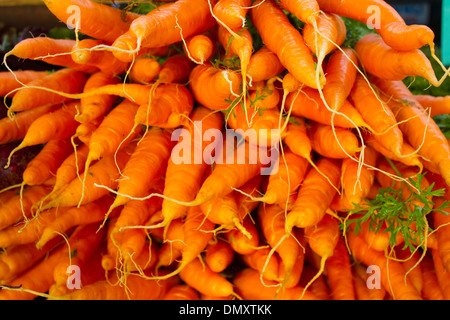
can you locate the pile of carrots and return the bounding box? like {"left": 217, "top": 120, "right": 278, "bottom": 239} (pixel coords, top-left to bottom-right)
{"left": 0, "top": 0, "right": 450, "bottom": 300}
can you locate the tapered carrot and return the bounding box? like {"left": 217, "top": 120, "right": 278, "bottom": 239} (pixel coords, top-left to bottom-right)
{"left": 240, "top": 246, "right": 281, "bottom": 282}
{"left": 325, "top": 236, "right": 356, "bottom": 300}
{"left": 299, "top": 263, "right": 331, "bottom": 300}
{"left": 248, "top": 77, "right": 281, "bottom": 110}
{"left": 179, "top": 257, "right": 235, "bottom": 298}
{"left": 183, "top": 33, "right": 217, "bottom": 64}
{"left": 233, "top": 267, "right": 319, "bottom": 300}
{"left": 395, "top": 246, "right": 423, "bottom": 294}
{"left": 250, "top": 0, "right": 325, "bottom": 89}
{"left": 0, "top": 70, "right": 49, "bottom": 97}
{"left": 4, "top": 101, "right": 80, "bottom": 169}
{"left": 3, "top": 38, "right": 98, "bottom": 74}
{"left": 76, "top": 71, "right": 121, "bottom": 124}
{"left": 349, "top": 74, "right": 404, "bottom": 157}
{"left": 158, "top": 53, "right": 196, "bottom": 85}
{"left": 129, "top": 58, "right": 161, "bottom": 84}
{"left": 347, "top": 229, "right": 422, "bottom": 300}
{"left": 285, "top": 87, "right": 372, "bottom": 130}
{"left": 247, "top": 46, "right": 285, "bottom": 83}
{"left": 163, "top": 285, "right": 200, "bottom": 300}
{"left": 355, "top": 33, "right": 447, "bottom": 87}
{"left": 414, "top": 94, "right": 450, "bottom": 117}
{"left": 261, "top": 148, "right": 310, "bottom": 206}
{"left": 258, "top": 204, "right": 305, "bottom": 288}
{"left": 321, "top": 48, "right": 359, "bottom": 112}
{"left": 205, "top": 239, "right": 235, "bottom": 273}
{"left": 42, "top": 0, "right": 140, "bottom": 44}
{"left": 352, "top": 262, "right": 386, "bottom": 300}
{"left": 71, "top": 39, "right": 129, "bottom": 76}
{"left": 0, "top": 103, "right": 60, "bottom": 144}
{"left": 372, "top": 77, "right": 450, "bottom": 185}
{"left": 188, "top": 62, "right": 242, "bottom": 111}
{"left": 431, "top": 248, "right": 450, "bottom": 299}
{"left": 308, "top": 121, "right": 361, "bottom": 159}
{"left": 283, "top": 116, "right": 313, "bottom": 162}
{"left": 286, "top": 157, "right": 341, "bottom": 229}
{"left": 111, "top": 0, "right": 216, "bottom": 62}
{"left": 212, "top": 0, "right": 251, "bottom": 30}
{"left": 7, "top": 69, "right": 88, "bottom": 115}
{"left": 316, "top": 0, "right": 435, "bottom": 52}
{"left": 225, "top": 215, "right": 260, "bottom": 255}
{"left": 0, "top": 185, "right": 51, "bottom": 230}
{"left": 421, "top": 253, "right": 445, "bottom": 300}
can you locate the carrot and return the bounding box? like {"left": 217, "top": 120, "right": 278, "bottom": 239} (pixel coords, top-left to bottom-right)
{"left": 299, "top": 263, "right": 331, "bottom": 300}
{"left": 352, "top": 262, "right": 386, "bottom": 300}
{"left": 347, "top": 229, "right": 422, "bottom": 300}
{"left": 431, "top": 248, "right": 450, "bottom": 299}
{"left": 349, "top": 74, "right": 404, "bottom": 157}
{"left": 355, "top": 33, "right": 447, "bottom": 87}
{"left": 372, "top": 77, "right": 450, "bottom": 185}
{"left": 212, "top": 0, "right": 251, "bottom": 30}
{"left": 285, "top": 87, "right": 372, "bottom": 130}
{"left": 261, "top": 148, "right": 310, "bottom": 206}
{"left": 0, "top": 70, "right": 49, "bottom": 97}
{"left": 250, "top": 0, "right": 325, "bottom": 90}
{"left": 283, "top": 116, "right": 313, "bottom": 161}
{"left": 111, "top": 0, "right": 216, "bottom": 62}
{"left": 234, "top": 174, "right": 262, "bottom": 217}
{"left": 286, "top": 157, "right": 341, "bottom": 229}
{"left": 42, "top": 0, "right": 140, "bottom": 44}
{"left": 188, "top": 62, "right": 242, "bottom": 111}
{"left": 414, "top": 94, "right": 450, "bottom": 117}
{"left": 71, "top": 39, "right": 129, "bottom": 76}
{"left": 0, "top": 103, "right": 60, "bottom": 145}
{"left": 149, "top": 106, "right": 223, "bottom": 232}
{"left": 321, "top": 48, "right": 358, "bottom": 112}
{"left": 258, "top": 204, "right": 305, "bottom": 288}
{"left": 153, "top": 218, "right": 185, "bottom": 270}
{"left": 4, "top": 101, "right": 80, "bottom": 169}
{"left": 248, "top": 77, "right": 281, "bottom": 110}
{"left": 7, "top": 69, "right": 88, "bottom": 115}
{"left": 421, "top": 253, "right": 445, "bottom": 300}
{"left": 157, "top": 53, "right": 196, "bottom": 85}
{"left": 233, "top": 267, "right": 319, "bottom": 300}
{"left": 183, "top": 33, "right": 217, "bottom": 64}
{"left": 36, "top": 195, "right": 116, "bottom": 249}
{"left": 395, "top": 246, "right": 424, "bottom": 294}
{"left": 302, "top": 214, "right": 340, "bottom": 295}
{"left": 0, "top": 185, "right": 51, "bottom": 230}
{"left": 75, "top": 72, "right": 121, "bottom": 124}
{"left": 178, "top": 257, "right": 235, "bottom": 298}
{"left": 225, "top": 215, "right": 260, "bottom": 255}
{"left": 163, "top": 284, "right": 200, "bottom": 300}
{"left": 40, "top": 144, "right": 135, "bottom": 210}
{"left": 247, "top": 46, "right": 285, "bottom": 83}
{"left": 102, "top": 128, "right": 172, "bottom": 222}
{"left": 278, "top": 0, "right": 320, "bottom": 26}
{"left": 325, "top": 236, "right": 356, "bottom": 300}
{"left": 240, "top": 246, "right": 281, "bottom": 282}
{"left": 205, "top": 239, "right": 235, "bottom": 273}
{"left": 308, "top": 121, "right": 362, "bottom": 159}
{"left": 129, "top": 58, "right": 161, "bottom": 85}
{"left": 315, "top": 0, "right": 435, "bottom": 52}
{"left": 3, "top": 37, "right": 98, "bottom": 74}
{"left": 340, "top": 146, "right": 379, "bottom": 207}
{"left": 150, "top": 206, "right": 215, "bottom": 280}
{"left": 21, "top": 138, "right": 73, "bottom": 187}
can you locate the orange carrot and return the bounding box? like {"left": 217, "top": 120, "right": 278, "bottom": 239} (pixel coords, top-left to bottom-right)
{"left": 0, "top": 70, "right": 49, "bottom": 97}
{"left": 42, "top": 0, "right": 140, "bottom": 44}
{"left": 189, "top": 62, "right": 242, "bottom": 111}
{"left": 233, "top": 267, "right": 319, "bottom": 300}
{"left": 325, "top": 236, "right": 356, "bottom": 300}
{"left": 421, "top": 253, "right": 445, "bottom": 300}
{"left": 316, "top": 0, "right": 435, "bottom": 52}
{"left": 7, "top": 69, "right": 88, "bottom": 115}
{"left": 308, "top": 121, "right": 361, "bottom": 159}
{"left": 4, "top": 101, "right": 81, "bottom": 169}
{"left": 286, "top": 157, "right": 341, "bottom": 229}
{"left": 240, "top": 246, "right": 281, "bottom": 282}
{"left": 352, "top": 262, "right": 386, "bottom": 300}
{"left": 299, "top": 263, "right": 331, "bottom": 300}
{"left": 157, "top": 53, "right": 196, "bottom": 85}
{"left": 205, "top": 239, "right": 235, "bottom": 273}
{"left": 431, "top": 248, "right": 450, "bottom": 299}
{"left": 179, "top": 257, "right": 235, "bottom": 298}
{"left": 112, "top": 0, "right": 216, "bottom": 62}
{"left": 395, "top": 246, "right": 423, "bottom": 295}
{"left": 0, "top": 103, "right": 60, "bottom": 144}
{"left": 258, "top": 203, "right": 305, "bottom": 288}
{"left": 247, "top": 46, "right": 285, "bottom": 83}
{"left": 183, "top": 33, "right": 217, "bottom": 64}
{"left": 129, "top": 58, "right": 161, "bottom": 84}
{"left": 349, "top": 74, "right": 404, "bottom": 157}
{"left": 414, "top": 94, "right": 450, "bottom": 117}
{"left": 321, "top": 48, "right": 358, "bottom": 112}
{"left": 163, "top": 285, "right": 200, "bottom": 300}
{"left": 355, "top": 33, "right": 445, "bottom": 87}
{"left": 278, "top": 0, "right": 320, "bottom": 26}
{"left": 225, "top": 215, "right": 260, "bottom": 255}
{"left": 212, "top": 0, "right": 251, "bottom": 30}
{"left": 250, "top": 0, "right": 325, "bottom": 89}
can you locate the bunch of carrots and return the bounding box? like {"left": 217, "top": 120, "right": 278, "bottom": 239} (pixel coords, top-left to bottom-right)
{"left": 0, "top": 0, "right": 449, "bottom": 301}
